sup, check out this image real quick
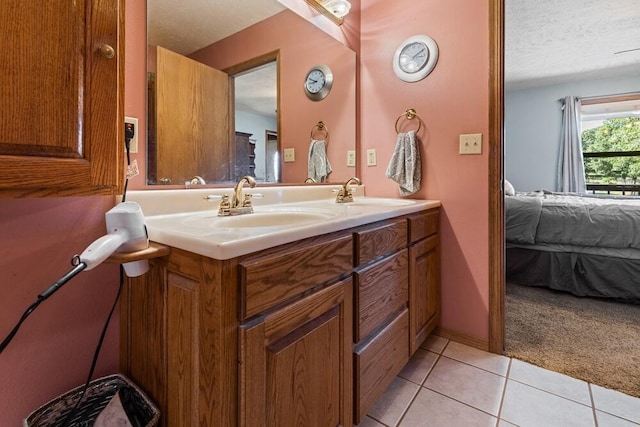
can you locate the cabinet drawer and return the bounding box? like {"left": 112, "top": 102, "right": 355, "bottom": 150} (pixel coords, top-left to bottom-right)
{"left": 408, "top": 209, "right": 439, "bottom": 244}
{"left": 354, "top": 249, "right": 408, "bottom": 343}
{"left": 355, "top": 219, "right": 407, "bottom": 266}
{"left": 354, "top": 309, "right": 409, "bottom": 424}
{"left": 240, "top": 234, "right": 352, "bottom": 319}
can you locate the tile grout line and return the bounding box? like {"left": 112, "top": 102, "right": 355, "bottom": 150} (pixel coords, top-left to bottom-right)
{"left": 589, "top": 383, "right": 599, "bottom": 427}
{"left": 367, "top": 342, "right": 445, "bottom": 427}
{"left": 393, "top": 344, "right": 448, "bottom": 426}
{"left": 495, "top": 357, "right": 512, "bottom": 426}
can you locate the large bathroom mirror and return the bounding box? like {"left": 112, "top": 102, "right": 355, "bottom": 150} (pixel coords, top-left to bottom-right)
{"left": 147, "top": 0, "right": 357, "bottom": 186}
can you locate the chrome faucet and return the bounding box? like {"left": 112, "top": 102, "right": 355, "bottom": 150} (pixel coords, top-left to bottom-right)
{"left": 336, "top": 177, "right": 361, "bottom": 203}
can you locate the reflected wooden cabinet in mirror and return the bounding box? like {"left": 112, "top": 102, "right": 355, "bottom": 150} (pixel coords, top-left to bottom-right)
{"left": 0, "top": 0, "right": 124, "bottom": 197}
{"left": 234, "top": 132, "right": 256, "bottom": 181}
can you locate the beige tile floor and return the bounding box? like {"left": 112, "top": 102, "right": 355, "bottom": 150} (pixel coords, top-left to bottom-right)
{"left": 358, "top": 335, "right": 640, "bottom": 427}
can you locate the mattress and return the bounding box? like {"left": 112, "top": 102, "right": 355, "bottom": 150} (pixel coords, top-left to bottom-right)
{"left": 506, "top": 191, "right": 640, "bottom": 251}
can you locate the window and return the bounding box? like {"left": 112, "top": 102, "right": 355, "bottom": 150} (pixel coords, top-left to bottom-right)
{"left": 581, "top": 94, "right": 640, "bottom": 195}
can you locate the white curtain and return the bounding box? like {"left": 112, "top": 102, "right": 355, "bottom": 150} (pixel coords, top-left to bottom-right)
{"left": 557, "top": 96, "right": 586, "bottom": 193}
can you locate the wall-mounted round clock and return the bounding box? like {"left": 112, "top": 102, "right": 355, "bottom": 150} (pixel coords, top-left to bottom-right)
{"left": 392, "top": 35, "right": 439, "bottom": 83}
{"left": 304, "top": 64, "right": 333, "bottom": 101}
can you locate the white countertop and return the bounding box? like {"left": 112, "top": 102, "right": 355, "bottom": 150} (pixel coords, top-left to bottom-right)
{"left": 126, "top": 186, "right": 441, "bottom": 260}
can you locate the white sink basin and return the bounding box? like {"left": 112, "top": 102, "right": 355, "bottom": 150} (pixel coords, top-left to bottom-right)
{"left": 178, "top": 206, "right": 337, "bottom": 230}
{"left": 215, "top": 211, "right": 333, "bottom": 228}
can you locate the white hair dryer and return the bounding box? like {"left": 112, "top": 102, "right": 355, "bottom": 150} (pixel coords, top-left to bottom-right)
{"left": 79, "top": 201, "right": 149, "bottom": 277}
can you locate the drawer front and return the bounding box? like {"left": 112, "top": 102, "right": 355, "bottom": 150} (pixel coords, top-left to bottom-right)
{"left": 354, "top": 309, "right": 409, "bottom": 424}
{"left": 355, "top": 219, "right": 407, "bottom": 266}
{"left": 354, "top": 249, "right": 408, "bottom": 343}
{"left": 408, "top": 209, "right": 439, "bottom": 244}
{"left": 240, "top": 235, "right": 352, "bottom": 319}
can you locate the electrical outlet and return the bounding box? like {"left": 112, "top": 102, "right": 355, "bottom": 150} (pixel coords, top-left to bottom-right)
{"left": 346, "top": 150, "right": 356, "bottom": 167}
{"left": 124, "top": 116, "right": 139, "bottom": 153}
{"left": 366, "top": 149, "right": 377, "bottom": 166}
{"left": 284, "top": 148, "right": 295, "bottom": 162}
{"left": 459, "top": 133, "right": 482, "bottom": 155}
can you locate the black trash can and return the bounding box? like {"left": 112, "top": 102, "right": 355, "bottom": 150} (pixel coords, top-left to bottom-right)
{"left": 24, "top": 374, "right": 159, "bottom": 427}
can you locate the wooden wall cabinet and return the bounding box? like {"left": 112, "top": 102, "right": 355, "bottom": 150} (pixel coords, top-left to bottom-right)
{"left": 120, "top": 207, "right": 440, "bottom": 426}
{"left": 0, "top": 0, "right": 125, "bottom": 197}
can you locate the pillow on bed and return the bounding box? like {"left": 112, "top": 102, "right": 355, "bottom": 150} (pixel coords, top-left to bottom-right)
{"left": 504, "top": 179, "right": 515, "bottom": 196}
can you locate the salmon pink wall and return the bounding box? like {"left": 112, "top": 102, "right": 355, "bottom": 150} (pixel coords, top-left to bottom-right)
{"left": 0, "top": 197, "right": 120, "bottom": 424}
{"left": 190, "top": 10, "right": 357, "bottom": 184}
{"left": 125, "top": 0, "right": 148, "bottom": 190}
{"left": 0, "top": 2, "right": 143, "bottom": 424}
{"left": 360, "top": 0, "right": 491, "bottom": 341}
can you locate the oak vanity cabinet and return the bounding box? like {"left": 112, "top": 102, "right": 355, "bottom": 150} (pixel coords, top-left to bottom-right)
{"left": 0, "top": 1, "right": 124, "bottom": 197}
{"left": 353, "top": 219, "right": 410, "bottom": 423}
{"left": 121, "top": 232, "right": 356, "bottom": 427}
{"left": 120, "top": 207, "right": 440, "bottom": 427}
{"left": 238, "top": 233, "right": 354, "bottom": 427}
{"left": 352, "top": 210, "right": 440, "bottom": 422}
{"left": 408, "top": 210, "right": 441, "bottom": 354}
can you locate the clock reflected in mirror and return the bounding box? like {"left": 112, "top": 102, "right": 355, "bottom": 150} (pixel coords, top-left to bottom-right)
{"left": 304, "top": 64, "right": 333, "bottom": 101}
{"left": 393, "top": 35, "right": 439, "bottom": 83}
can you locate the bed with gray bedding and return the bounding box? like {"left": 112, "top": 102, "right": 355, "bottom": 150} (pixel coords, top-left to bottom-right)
{"left": 505, "top": 190, "right": 640, "bottom": 300}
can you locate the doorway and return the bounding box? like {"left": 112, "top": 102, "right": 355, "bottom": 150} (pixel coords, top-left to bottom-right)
{"left": 225, "top": 51, "right": 281, "bottom": 183}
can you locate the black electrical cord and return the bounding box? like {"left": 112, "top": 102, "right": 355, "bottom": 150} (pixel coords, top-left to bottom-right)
{"left": 60, "top": 264, "right": 125, "bottom": 427}
{"left": 0, "top": 261, "right": 87, "bottom": 354}
{"left": 122, "top": 137, "right": 131, "bottom": 203}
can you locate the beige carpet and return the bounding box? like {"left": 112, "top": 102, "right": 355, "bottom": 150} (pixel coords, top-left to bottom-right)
{"left": 505, "top": 282, "right": 640, "bottom": 398}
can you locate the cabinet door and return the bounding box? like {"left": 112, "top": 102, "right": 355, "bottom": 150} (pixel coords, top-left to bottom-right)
{"left": 0, "top": 0, "right": 124, "bottom": 197}
{"left": 409, "top": 234, "right": 440, "bottom": 354}
{"left": 240, "top": 279, "right": 353, "bottom": 427}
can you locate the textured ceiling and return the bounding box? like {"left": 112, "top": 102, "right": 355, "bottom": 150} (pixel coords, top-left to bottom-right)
{"left": 505, "top": 0, "right": 640, "bottom": 90}
{"left": 147, "top": 0, "right": 286, "bottom": 55}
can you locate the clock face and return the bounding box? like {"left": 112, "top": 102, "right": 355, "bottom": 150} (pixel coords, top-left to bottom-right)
{"left": 398, "top": 41, "right": 429, "bottom": 73}
{"left": 392, "top": 35, "right": 439, "bottom": 83}
{"left": 305, "top": 69, "right": 326, "bottom": 94}
{"left": 304, "top": 64, "right": 333, "bottom": 101}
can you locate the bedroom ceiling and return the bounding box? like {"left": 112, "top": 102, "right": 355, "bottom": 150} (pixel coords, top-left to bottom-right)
{"left": 505, "top": 0, "right": 640, "bottom": 90}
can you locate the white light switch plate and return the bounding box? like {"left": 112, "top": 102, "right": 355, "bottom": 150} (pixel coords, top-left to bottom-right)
{"left": 284, "top": 148, "right": 295, "bottom": 162}
{"left": 347, "top": 150, "right": 356, "bottom": 167}
{"left": 459, "top": 133, "right": 482, "bottom": 155}
{"left": 366, "top": 149, "right": 377, "bottom": 166}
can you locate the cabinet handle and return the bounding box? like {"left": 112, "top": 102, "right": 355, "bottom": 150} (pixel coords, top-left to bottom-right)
{"left": 99, "top": 44, "right": 116, "bottom": 59}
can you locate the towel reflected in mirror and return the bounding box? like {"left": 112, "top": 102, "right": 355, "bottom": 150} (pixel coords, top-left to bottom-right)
{"left": 308, "top": 139, "right": 332, "bottom": 182}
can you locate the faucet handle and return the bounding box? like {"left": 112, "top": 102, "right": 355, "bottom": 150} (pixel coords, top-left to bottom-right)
{"left": 242, "top": 193, "right": 253, "bottom": 207}
{"left": 217, "top": 194, "right": 231, "bottom": 216}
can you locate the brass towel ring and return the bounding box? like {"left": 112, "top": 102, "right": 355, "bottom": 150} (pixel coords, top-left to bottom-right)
{"left": 311, "top": 121, "right": 329, "bottom": 141}
{"left": 395, "top": 108, "right": 422, "bottom": 134}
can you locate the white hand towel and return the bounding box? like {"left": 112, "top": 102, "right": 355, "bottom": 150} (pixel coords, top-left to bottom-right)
{"left": 308, "top": 139, "right": 332, "bottom": 182}
{"left": 385, "top": 130, "right": 421, "bottom": 196}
